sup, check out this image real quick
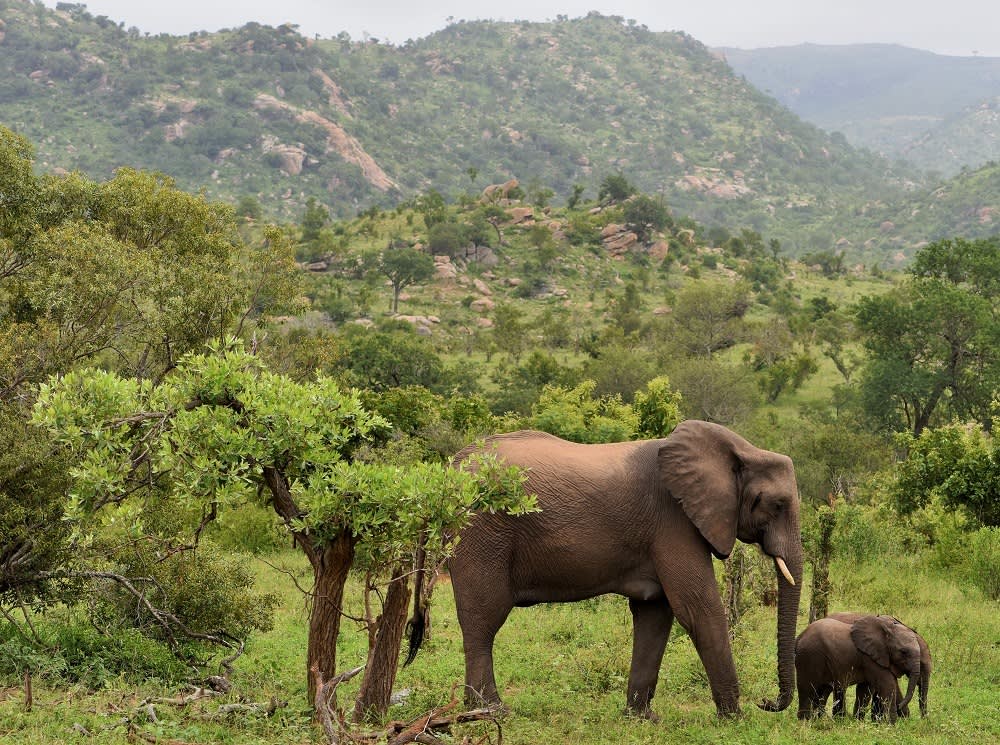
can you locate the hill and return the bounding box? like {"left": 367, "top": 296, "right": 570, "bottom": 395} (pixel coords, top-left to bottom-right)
{"left": 0, "top": 3, "right": 918, "bottom": 260}
{"left": 900, "top": 97, "right": 1000, "bottom": 176}
{"left": 720, "top": 43, "right": 1000, "bottom": 175}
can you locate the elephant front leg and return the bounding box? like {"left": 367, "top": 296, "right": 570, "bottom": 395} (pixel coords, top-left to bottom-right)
{"left": 662, "top": 575, "right": 741, "bottom": 715}
{"left": 853, "top": 683, "right": 872, "bottom": 719}
{"left": 626, "top": 598, "right": 673, "bottom": 720}
{"left": 831, "top": 683, "right": 847, "bottom": 716}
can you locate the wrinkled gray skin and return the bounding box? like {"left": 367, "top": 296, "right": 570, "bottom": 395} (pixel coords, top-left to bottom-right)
{"left": 795, "top": 615, "right": 921, "bottom": 723}
{"left": 826, "top": 612, "right": 931, "bottom": 719}
{"left": 447, "top": 421, "right": 803, "bottom": 719}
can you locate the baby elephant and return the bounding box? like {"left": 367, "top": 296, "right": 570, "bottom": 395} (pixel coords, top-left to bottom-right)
{"left": 826, "top": 612, "right": 931, "bottom": 719}
{"left": 795, "top": 615, "right": 922, "bottom": 723}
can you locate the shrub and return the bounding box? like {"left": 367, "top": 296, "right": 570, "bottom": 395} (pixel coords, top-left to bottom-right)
{"left": 90, "top": 541, "right": 278, "bottom": 642}
{"left": 968, "top": 527, "right": 1000, "bottom": 600}
{"left": 213, "top": 503, "right": 288, "bottom": 554}
{"left": 832, "top": 502, "right": 913, "bottom": 564}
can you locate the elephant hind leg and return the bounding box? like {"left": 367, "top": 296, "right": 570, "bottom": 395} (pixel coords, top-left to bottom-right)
{"left": 454, "top": 582, "right": 513, "bottom": 709}
{"left": 626, "top": 598, "right": 673, "bottom": 719}
{"left": 797, "top": 681, "right": 830, "bottom": 719}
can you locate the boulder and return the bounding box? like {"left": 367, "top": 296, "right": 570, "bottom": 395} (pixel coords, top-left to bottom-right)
{"left": 507, "top": 207, "right": 534, "bottom": 224}
{"left": 470, "top": 297, "right": 496, "bottom": 313}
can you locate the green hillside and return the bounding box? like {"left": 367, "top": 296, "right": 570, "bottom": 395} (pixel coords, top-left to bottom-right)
{"left": 0, "top": 2, "right": 921, "bottom": 260}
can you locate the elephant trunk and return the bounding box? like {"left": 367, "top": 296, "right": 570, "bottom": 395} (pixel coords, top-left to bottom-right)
{"left": 899, "top": 661, "right": 919, "bottom": 712}
{"left": 759, "top": 543, "right": 803, "bottom": 712}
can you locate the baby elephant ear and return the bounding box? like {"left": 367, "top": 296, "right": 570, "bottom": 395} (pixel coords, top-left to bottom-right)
{"left": 851, "top": 616, "right": 892, "bottom": 668}
{"left": 659, "top": 420, "right": 740, "bottom": 558}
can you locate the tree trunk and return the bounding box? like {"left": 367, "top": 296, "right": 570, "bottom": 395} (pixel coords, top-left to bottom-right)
{"left": 724, "top": 543, "right": 749, "bottom": 627}
{"left": 808, "top": 500, "right": 836, "bottom": 622}
{"left": 262, "top": 465, "right": 358, "bottom": 710}
{"left": 307, "top": 530, "right": 357, "bottom": 708}
{"left": 353, "top": 565, "right": 411, "bottom": 722}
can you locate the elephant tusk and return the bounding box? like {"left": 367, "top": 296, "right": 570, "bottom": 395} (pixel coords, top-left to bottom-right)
{"left": 776, "top": 557, "right": 795, "bottom": 586}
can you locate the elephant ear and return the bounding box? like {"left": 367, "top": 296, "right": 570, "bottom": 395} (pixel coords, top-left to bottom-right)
{"left": 851, "top": 616, "right": 892, "bottom": 668}
{"left": 659, "top": 420, "right": 747, "bottom": 558}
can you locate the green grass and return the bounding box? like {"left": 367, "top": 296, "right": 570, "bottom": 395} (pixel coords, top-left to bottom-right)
{"left": 2, "top": 545, "right": 997, "bottom": 744}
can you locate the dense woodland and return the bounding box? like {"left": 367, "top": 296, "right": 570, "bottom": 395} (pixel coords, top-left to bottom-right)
{"left": 1, "top": 4, "right": 999, "bottom": 745}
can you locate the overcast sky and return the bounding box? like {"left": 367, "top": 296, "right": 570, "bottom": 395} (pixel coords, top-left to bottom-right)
{"left": 42, "top": 1, "right": 1000, "bottom": 57}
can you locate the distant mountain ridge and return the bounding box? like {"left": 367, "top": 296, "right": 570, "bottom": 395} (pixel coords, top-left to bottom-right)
{"left": 720, "top": 43, "right": 1000, "bottom": 174}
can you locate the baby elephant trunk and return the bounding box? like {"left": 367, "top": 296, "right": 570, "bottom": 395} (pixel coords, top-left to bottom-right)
{"left": 899, "top": 660, "right": 920, "bottom": 712}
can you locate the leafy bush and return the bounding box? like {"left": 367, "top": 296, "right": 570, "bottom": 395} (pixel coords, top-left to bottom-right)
{"left": 90, "top": 541, "right": 278, "bottom": 642}
{"left": 967, "top": 527, "right": 1000, "bottom": 600}
{"left": 50, "top": 623, "right": 189, "bottom": 686}
{"left": 832, "top": 502, "right": 915, "bottom": 564}
{"left": 529, "top": 380, "right": 637, "bottom": 443}
{"left": 891, "top": 423, "right": 1000, "bottom": 527}
{"left": 0, "top": 620, "right": 188, "bottom": 686}
{"left": 213, "top": 504, "right": 289, "bottom": 554}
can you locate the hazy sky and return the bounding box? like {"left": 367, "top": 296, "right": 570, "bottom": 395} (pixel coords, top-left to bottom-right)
{"left": 42, "top": 1, "right": 1000, "bottom": 57}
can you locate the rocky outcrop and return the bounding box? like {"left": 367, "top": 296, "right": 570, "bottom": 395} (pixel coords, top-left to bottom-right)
{"left": 164, "top": 119, "right": 192, "bottom": 142}
{"left": 601, "top": 223, "right": 639, "bottom": 258}
{"left": 459, "top": 246, "right": 499, "bottom": 267}
{"left": 675, "top": 167, "right": 751, "bottom": 199}
{"left": 271, "top": 144, "right": 307, "bottom": 175}
{"left": 470, "top": 297, "right": 496, "bottom": 313}
{"left": 394, "top": 315, "right": 440, "bottom": 335}
{"left": 507, "top": 207, "right": 534, "bottom": 224}
{"left": 254, "top": 94, "right": 396, "bottom": 192}
{"left": 433, "top": 255, "right": 458, "bottom": 281}
{"left": 311, "top": 69, "right": 352, "bottom": 117}
{"left": 481, "top": 178, "right": 519, "bottom": 203}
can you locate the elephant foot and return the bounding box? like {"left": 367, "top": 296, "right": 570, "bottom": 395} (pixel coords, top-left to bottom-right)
{"left": 463, "top": 687, "right": 507, "bottom": 716}
{"left": 625, "top": 706, "right": 660, "bottom": 723}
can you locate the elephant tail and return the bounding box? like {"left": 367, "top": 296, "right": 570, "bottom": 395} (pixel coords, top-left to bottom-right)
{"left": 403, "top": 531, "right": 429, "bottom": 667}
{"left": 403, "top": 611, "right": 426, "bottom": 667}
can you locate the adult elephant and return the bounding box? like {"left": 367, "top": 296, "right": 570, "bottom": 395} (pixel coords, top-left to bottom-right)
{"left": 795, "top": 615, "right": 921, "bottom": 723}
{"left": 825, "top": 612, "right": 931, "bottom": 719}
{"left": 420, "top": 421, "right": 803, "bottom": 719}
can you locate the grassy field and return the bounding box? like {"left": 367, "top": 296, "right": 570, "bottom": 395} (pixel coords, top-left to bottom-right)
{"left": 2, "top": 544, "right": 997, "bottom": 744}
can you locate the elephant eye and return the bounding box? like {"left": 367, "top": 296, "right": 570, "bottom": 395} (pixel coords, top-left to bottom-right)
{"left": 751, "top": 493, "right": 762, "bottom": 511}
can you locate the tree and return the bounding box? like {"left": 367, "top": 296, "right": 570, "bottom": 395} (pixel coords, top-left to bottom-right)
{"left": 598, "top": 172, "right": 635, "bottom": 204}
{"left": 299, "top": 196, "right": 330, "bottom": 255}
{"left": 1, "top": 129, "right": 300, "bottom": 616}
{"left": 889, "top": 423, "right": 1000, "bottom": 528}
{"left": 426, "top": 220, "right": 465, "bottom": 258}
{"left": 369, "top": 247, "right": 435, "bottom": 313}
{"left": 668, "top": 280, "right": 751, "bottom": 358}
{"left": 336, "top": 323, "right": 447, "bottom": 392}
{"left": 666, "top": 357, "right": 760, "bottom": 426}
{"left": 33, "top": 344, "right": 534, "bottom": 709}
{"left": 492, "top": 303, "right": 528, "bottom": 362}
{"left": 622, "top": 194, "right": 671, "bottom": 243}
{"left": 856, "top": 238, "right": 1000, "bottom": 435}
{"left": 567, "top": 183, "right": 586, "bottom": 210}
{"left": 810, "top": 306, "right": 862, "bottom": 383}
{"left": 748, "top": 318, "right": 818, "bottom": 403}
{"left": 414, "top": 189, "right": 447, "bottom": 230}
